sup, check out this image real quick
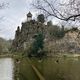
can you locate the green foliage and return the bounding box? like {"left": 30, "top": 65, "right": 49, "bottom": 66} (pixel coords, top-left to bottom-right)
{"left": 33, "top": 33, "right": 44, "bottom": 49}
{"left": 28, "top": 32, "right": 45, "bottom": 57}
{"left": 0, "top": 38, "right": 11, "bottom": 53}
{"left": 47, "top": 21, "right": 53, "bottom": 26}
{"left": 37, "top": 14, "right": 45, "bottom": 23}
{"left": 71, "top": 27, "right": 78, "bottom": 31}
{"left": 17, "top": 58, "right": 38, "bottom": 80}
{"left": 0, "top": 44, "right": 2, "bottom": 53}
{"left": 49, "top": 25, "right": 65, "bottom": 39}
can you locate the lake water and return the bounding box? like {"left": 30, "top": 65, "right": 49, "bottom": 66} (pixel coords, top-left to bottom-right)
{"left": 0, "top": 58, "right": 14, "bottom": 80}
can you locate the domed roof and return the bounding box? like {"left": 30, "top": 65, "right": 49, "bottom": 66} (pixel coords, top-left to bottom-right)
{"left": 27, "top": 12, "right": 32, "bottom": 17}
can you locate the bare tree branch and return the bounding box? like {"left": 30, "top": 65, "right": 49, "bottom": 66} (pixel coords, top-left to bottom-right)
{"left": 0, "top": 2, "right": 9, "bottom": 9}
{"left": 33, "top": 0, "right": 80, "bottom": 21}
{"left": 0, "top": 2, "right": 9, "bottom": 21}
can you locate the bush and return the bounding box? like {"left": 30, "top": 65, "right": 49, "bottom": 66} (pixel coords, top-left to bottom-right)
{"left": 28, "top": 32, "right": 45, "bottom": 58}
{"left": 37, "top": 14, "right": 45, "bottom": 23}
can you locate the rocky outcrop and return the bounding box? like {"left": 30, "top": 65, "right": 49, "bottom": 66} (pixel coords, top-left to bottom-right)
{"left": 12, "top": 20, "right": 48, "bottom": 52}
{"left": 12, "top": 12, "right": 80, "bottom": 54}
{"left": 44, "top": 29, "right": 80, "bottom": 56}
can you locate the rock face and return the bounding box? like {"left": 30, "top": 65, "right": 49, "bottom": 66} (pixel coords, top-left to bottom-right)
{"left": 12, "top": 19, "right": 48, "bottom": 52}
{"left": 62, "top": 30, "right": 80, "bottom": 53}
{"left": 44, "top": 29, "right": 80, "bottom": 55}
{"left": 12, "top": 12, "right": 80, "bottom": 54}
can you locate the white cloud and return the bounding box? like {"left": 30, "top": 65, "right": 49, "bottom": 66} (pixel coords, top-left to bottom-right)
{"left": 0, "top": 0, "right": 33, "bottom": 40}
{"left": 0, "top": 33, "right": 5, "bottom": 38}
{"left": 0, "top": 0, "right": 65, "bottom": 40}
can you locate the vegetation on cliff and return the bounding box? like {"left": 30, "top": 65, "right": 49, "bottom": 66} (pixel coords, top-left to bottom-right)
{"left": 12, "top": 12, "right": 80, "bottom": 57}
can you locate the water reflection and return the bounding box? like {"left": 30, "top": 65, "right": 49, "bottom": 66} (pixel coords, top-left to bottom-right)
{"left": 0, "top": 58, "right": 14, "bottom": 80}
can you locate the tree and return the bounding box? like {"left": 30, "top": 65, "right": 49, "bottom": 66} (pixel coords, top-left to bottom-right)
{"left": 0, "top": 43, "right": 3, "bottom": 53}
{"left": 33, "top": 0, "right": 80, "bottom": 21}
{"left": 0, "top": 2, "right": 9, "bottom": 20}
{"left": 37, "top": 14, "right": 45, "bottom": 23}
{"left": 47, "top": 21, "right": 53, "bottom": 26}
{"left": 28, "top": 32, "right": 45, "bottom": 58}
{"left": 49, "top": 25, "right": 65, "bottom": 39}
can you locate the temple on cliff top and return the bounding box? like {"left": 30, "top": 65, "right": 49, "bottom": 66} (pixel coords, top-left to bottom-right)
{"left": 12, "top": 12, "right": 80, "bottom": 54}
{"left": 12, "top": 12, "right": 49, "bottom": 52}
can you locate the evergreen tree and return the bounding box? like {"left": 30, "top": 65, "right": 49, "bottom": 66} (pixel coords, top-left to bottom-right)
{"left": 28, "top": 32, "right": 45, "bottom": 57}
{"left": 49, "top": 25, "right": 65, "bottom": 39}
{"left": 37, "top": 14, "right": 45, "bottom": 23}
{"left": 47, "top": 21, "right": 52, "bottom": 26}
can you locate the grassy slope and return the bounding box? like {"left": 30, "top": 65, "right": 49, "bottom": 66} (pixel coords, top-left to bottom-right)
{"left": 30, "top": 57, "right": 80, "bottom": 80}
{"left": 1, "top": 53, "right": 80, "bottom": 80}
{"left": 18, "top": 58, "right": 39, "bottom": 80}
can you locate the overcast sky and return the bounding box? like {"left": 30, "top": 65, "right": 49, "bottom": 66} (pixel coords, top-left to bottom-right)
{"left": 1, "top": 0, "right": 73, "bottom": 40}
{"left": 0, "top": 0, "right": 36, "bottom": 40}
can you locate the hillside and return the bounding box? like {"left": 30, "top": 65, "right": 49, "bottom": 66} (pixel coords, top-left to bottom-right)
{"left": 0, "top": 38, "right": 12, "bottom": 53}
{"left": 12, "top": 12, "right": 80, "bottom": 55}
